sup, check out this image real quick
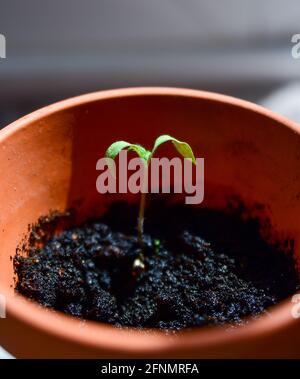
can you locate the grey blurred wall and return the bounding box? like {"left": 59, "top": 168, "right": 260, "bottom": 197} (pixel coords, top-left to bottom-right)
{"left": 0, "top": 0, "right": 299, "bottom": 117}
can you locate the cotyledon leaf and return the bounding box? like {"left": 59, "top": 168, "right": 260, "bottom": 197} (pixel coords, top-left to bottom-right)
{"left": 151, "top": 135, "right": 197, "bottom": 165}
{"left": 105, "top": 141, "right": 151, "bottom": 161}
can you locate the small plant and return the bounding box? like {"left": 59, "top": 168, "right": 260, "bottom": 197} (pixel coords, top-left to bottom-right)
{"left": 105, "top": 135, "right": 197, "bottom": 253}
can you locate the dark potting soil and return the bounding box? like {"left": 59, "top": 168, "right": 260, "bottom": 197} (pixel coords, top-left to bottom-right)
{"left": 14, "top": 201, "right": 299, "bottom": 331}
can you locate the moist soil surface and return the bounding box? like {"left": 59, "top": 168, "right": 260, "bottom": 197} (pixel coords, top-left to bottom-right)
{"left": 14, "top": 201, "right": 299, "bottom": 331}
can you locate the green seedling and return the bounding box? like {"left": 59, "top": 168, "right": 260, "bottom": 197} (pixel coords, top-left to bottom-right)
{"left": 105, "top": 135, "right": 197, "bottom": 251}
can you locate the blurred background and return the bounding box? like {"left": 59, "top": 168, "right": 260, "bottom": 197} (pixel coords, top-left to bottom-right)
{"left": 1, "top": 0, "right": 300, "bottom": 359}
{"left": 1, "top": 0, "right": 300, "bottom": 127}
{"left": 1, "top": 0, "right": 300, "bottom": 128}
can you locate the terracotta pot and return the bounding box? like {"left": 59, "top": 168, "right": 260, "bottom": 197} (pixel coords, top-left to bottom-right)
{"left": 0, "top": 87, "right": 300, "bottom": 358}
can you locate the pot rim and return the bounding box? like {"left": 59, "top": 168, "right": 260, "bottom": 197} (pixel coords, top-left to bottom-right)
{"left": 1, "top": 87, "right": 300, "bottom": 354}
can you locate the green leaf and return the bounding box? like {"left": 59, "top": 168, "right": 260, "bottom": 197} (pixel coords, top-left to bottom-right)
{"left": 152, "top": 135, "right": 197, "bottom": 165}
{"left": 128, "top": 145, "right": 151, "bottom": 161}
{"left": 105, "top": 141, "right": 131, "bottom": 160}
{"left": 105, "top": 141, "right": 151, "bottom": 161}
